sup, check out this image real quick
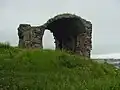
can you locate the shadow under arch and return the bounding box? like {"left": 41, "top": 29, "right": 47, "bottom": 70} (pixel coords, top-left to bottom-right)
{"left": 44, "top": 13, "right": 87, "bottom": 52}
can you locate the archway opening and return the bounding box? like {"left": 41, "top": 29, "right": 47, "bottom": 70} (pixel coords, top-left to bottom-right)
{"left": 46, "top": 17, "right": 86, "bottom": 52}
{"left": 42, "top": 29, "right": 55, "bottom": 50}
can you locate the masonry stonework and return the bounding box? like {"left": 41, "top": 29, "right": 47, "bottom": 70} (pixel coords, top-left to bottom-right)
{"left": 17, "top": 13, "right": 92, "bottom": 58}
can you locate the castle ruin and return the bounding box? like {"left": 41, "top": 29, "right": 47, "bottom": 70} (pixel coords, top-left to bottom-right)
{"left": 17, "top": 13, "right": 92, "bottom": 58}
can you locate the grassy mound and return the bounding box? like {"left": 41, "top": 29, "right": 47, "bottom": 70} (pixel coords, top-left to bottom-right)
{"left": 0, "top": 43, "right": 120, "bottom": 90}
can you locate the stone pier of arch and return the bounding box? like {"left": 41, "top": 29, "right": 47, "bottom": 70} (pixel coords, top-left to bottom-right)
{"left": 17, "top": 13, "right": 92, "bottom": 58}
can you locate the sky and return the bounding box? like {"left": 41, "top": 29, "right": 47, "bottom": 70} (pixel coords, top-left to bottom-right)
{"left": 0, "top": 0, "right": 120, "bottom": 58}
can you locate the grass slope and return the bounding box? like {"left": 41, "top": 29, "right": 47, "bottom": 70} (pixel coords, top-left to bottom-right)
{"left": 0, "top": 43, "right": 120, "bottom": 90}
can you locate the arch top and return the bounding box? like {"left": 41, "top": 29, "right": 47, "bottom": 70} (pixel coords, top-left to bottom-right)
{"left": 44, "top": 13, "right": 91, "bottom": 27}
{"left": 44, "top": 13, "right": 83, "bottom": 28}
{"left": 41, "top": 13, "right": 91, "bottom": 38}
{"left": 45, "top": 13, "right": 82, "bottom": 25}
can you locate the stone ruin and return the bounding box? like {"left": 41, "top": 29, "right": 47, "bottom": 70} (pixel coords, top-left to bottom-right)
{"left": 17, "top": 13, "right": 92, "bottom": 58}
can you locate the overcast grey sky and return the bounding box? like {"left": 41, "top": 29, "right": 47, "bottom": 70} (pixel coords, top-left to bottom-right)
{"left": 0, "top": 0, "right": 120, "bottom": 57}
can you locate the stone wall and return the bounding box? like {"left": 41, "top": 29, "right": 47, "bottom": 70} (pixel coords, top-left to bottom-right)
{"left": 18, "top": 24, "right": 31, "bottom": 48}
{"left": 75, "top": 20, "right": 92, "bottom": 58}
{"left": 17, "top": 13, "right": 92, "bottom": 58}
{"left": 18, "top": 24, "right": 45, "bottom": 48}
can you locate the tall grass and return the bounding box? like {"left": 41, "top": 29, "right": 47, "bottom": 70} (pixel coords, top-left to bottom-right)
{"left": 0, "top": 43, "right": 120, "bottom": 90}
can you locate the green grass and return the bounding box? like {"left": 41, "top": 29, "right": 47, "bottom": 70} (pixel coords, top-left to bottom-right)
{"left": 0, "top": 43, "right": 120, "bottom": 90}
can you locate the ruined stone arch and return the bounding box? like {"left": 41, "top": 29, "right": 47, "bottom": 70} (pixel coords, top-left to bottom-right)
{"left": 18, "top": 13, "right": 92, "bottom": 58}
